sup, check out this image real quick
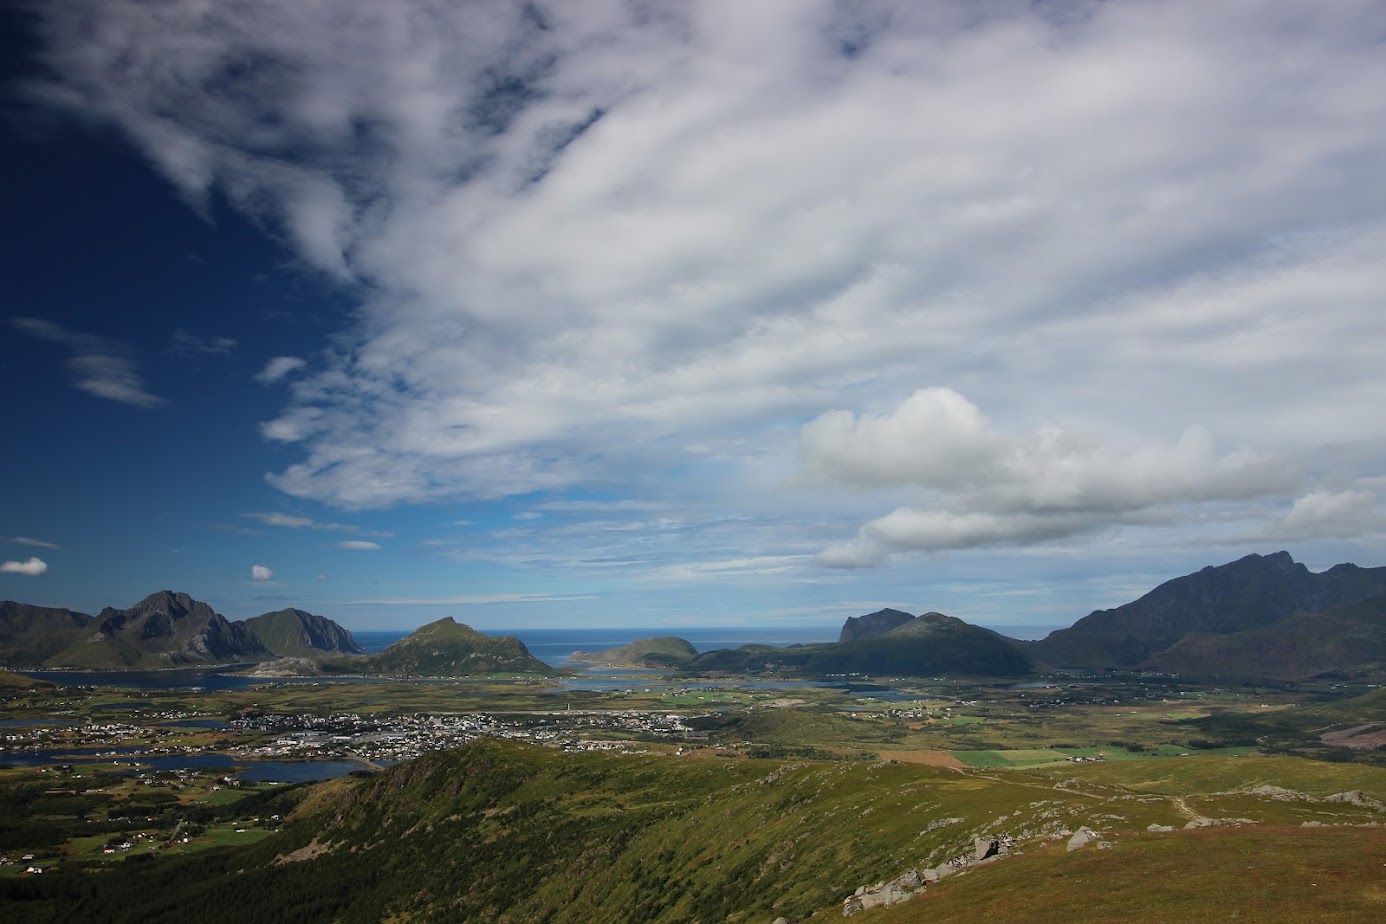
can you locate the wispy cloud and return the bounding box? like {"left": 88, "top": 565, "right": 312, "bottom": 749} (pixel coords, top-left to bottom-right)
{"left": 1, "top": 557, "right": 48, "bottom": 576}
{"left": 250, "top": 563, "right": 273, "bottom": 581}
{"left": 207, "top": 522, "right": 263, "bottom": 536}
{"left": 12, "top": 318, "right": 164, "bottom": 408}
{"left": 330, "top": 540, "right": 381, "bottom": 550}
{"left": 170, "top": 330, "right": 236, "bottom": 356}
{"left": 243, "top": 512, "right": 391, "bottom": 538}
{"left": 254, "top": 356, "right": 306, "bottom": 384}
{"left": 6, "top": 536, "right": 61, "bottom": 550}
{"left": 332, "top": 592, "right": 594, "bottom": 607}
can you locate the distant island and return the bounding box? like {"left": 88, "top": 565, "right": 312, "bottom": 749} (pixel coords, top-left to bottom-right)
{"left": 568, "top": 636, "right": 699, "bottom": 669}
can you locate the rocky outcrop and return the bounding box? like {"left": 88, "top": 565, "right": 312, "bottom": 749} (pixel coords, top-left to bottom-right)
{"left": 1325, "top": 790, "right": 1386, "bottom": 812}
{"left": 842, "top": 868, "right": 924, "bottom": 917}
{"left": 842, "top": 833, "right": 1018, "bottom": 916}
{"left": 838, "top": 609, "right": 915, "bottom": 643}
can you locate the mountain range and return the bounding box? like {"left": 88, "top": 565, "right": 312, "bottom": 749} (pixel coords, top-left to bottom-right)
{"left": 7, "top": 551, "right": 1386, "bottom": 679}
{"left": 0, "top": 591, "right": 285, "bottom": 670}
{"left": 571, "top": 552, "right": 1386, "bottom": 681}
{"left": 1026, "top": 551, "right": 1386, "bottom": 678}
{"left": 0, "top": 592, "right": 550, "bottom": 676}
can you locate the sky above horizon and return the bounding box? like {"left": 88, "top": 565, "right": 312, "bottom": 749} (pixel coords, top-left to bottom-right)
{"left": 4, "top": 0, "right": 1386, "bottom": 633}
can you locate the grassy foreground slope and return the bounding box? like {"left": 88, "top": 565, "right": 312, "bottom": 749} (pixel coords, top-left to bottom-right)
{"left": 872, "top": 825, "right": 1386, "bottom": 924}
{"left": 7, "top": 741, "right": 1386, "bottom": 923}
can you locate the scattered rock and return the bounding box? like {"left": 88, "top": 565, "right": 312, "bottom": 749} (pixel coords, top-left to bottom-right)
{"left": 1245, "top": 785, "right": 1310, "bottom": 801}
{"left": 922, "top": 816, "right": 965, "bottom": 833}
{"left": 1066, "top": 826, "right": 1098, "bottom": 851}
{"left": 1146, "top": 824, "right": 1176, "bottom": 832}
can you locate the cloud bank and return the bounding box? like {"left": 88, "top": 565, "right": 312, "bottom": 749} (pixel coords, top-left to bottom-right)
{"left": 28, "top": 0, "right": 1386, "bottom": 571}
{"left": 802, "top": 387, "right": 1299, "bottom": 564}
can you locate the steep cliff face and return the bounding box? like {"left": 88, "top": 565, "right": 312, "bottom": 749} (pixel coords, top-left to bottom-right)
{"left": 57, "top": 591, "right": 274, "bottom": 668}
{"left": 244, "top": 608, "right": 365, "bottom": 658}
{"left": 837, "top": 608, "right": 916, "bottom": 643}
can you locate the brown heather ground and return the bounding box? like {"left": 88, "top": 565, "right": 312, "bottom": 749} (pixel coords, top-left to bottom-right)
{"left": 868, "top": 824, "right": 1386, "bottom": 924}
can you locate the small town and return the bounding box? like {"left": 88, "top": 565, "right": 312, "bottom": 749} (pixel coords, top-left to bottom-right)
{"left": 0, "top": 705, "right": 706, "bottom": 776}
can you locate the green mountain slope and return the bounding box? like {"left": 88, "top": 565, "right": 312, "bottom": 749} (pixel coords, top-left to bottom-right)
{"left": 46, "top": 591, "right": 271, "bottom": 669}
{"left": 811, "top": 611, "right": 1034, "bottom": 676}
{"left": 0, "top": 601, "right": 91, "bottom": 666}
{"left": 243, "top": 608, "right": 364, "bottom": 658}
{"left": 1032, "top": 552, "right": 1386, "bottom": 668}
{"left": 1147, "top": 596, "right": 1386, "bottom": 680}
{"left": 10, "top": 741, "right": 1386, "bottom": 923}
{"left": 357, "top": 617, "right": 552, "bottom": 675}
{"left": 688, "top": 611, "right": 1033, "bottom": 677}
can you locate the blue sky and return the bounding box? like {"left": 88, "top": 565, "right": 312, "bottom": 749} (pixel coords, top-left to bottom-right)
{"left": 4, "top": 1, "right": 1386, "bottom": 634}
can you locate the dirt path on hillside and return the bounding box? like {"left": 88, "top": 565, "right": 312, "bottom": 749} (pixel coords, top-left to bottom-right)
{"left": 1172, "top": 796, "right": 1211, "bottom": 824}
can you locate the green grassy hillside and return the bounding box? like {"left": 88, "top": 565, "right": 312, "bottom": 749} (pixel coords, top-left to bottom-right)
{"left": 8, "top": 739, "right": 1386, "bottom": 923}
{"left": 243, "top": 608, "right": 364, "bottom": 658}
{"left": 352, "top": 617, "right": 553, "bottom": 676}
{"left": 686, "top": 612, "right": 1033, "bottom": 677}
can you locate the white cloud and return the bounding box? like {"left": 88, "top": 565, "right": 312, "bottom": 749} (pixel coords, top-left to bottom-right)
{"left": 1, "top": 557, "right": 48, "bottom": 576}
{"left": 11, "top": 318, "right": 164, "bottom": 408}
{"left": 246, "top": 512, "right": 315, "bottom": 529}
{"left": 1266, "top": 489, "right": 1386, "bottom": 541}
{"left": 27, "top": 1, "right": 1386, "bottom": 575}
{"left": 331, "top": 540, "right": 381, "bottom": 550}
{"left": 254, "top": 356, "right": 306, "bottom": 384}
{"left": 801, "top": 388, "right": 1294, "bottom": 510}
{"left": 251, "top": 564, "right": 273, "bottom": 580}
{"left": 804, "top": 388, "right": 1301, "bottom": 564}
